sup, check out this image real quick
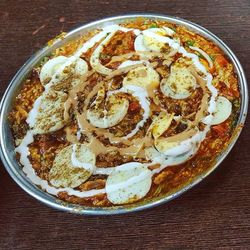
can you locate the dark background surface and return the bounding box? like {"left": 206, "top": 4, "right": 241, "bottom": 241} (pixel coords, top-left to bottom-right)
{"left": 0, "top": 0, "right": 249, "bottom": 249}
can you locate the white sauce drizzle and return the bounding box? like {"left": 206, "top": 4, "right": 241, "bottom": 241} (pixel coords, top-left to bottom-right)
{"left": 118, "top": 60, "right": 143, "bottom": 69}
{"left": 90, "top": 31, "right": 117, "bottom": 75}
{"left": 152, "top": 145, "right": 198, "bottom": 174}
{"left": 89, "top": 25, "right": 141, "bottom": 75}
{"left": 75, "top": 31, "right": 108, "bottom": 57}
{"left": 161, "top": 130, "right": 203, "bottom": 157}
{"left": 102, "top": 24, "right": 140, "bottom": 35}
{"left": 189, "top": 46, "right": 214, "bottom": 68}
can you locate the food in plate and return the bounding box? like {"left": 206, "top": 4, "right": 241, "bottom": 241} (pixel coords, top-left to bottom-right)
{"left": 9, "top": 18, "right": 241, "bottom": 207}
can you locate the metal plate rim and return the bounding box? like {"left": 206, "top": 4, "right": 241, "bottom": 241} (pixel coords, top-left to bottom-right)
{"left": 0, "top": 14, "right": 248, "bottom": 215}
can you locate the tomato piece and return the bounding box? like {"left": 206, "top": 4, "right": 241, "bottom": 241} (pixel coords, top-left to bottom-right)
{"left": 216, "top": 55, "right": 228, "bottom": 67}
{"left": 128, "top": 101, "right": 141, "bottom": 113}
{"left": 212, "top": 123, "right": 228, "bottom": 135}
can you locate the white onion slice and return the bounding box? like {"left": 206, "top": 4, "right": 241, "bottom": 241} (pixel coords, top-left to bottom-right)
{"left": 189, "top": 46, "right": 213, "bottom": 68}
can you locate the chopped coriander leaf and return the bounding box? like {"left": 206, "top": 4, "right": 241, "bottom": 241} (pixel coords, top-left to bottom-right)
{"left": 150, "top": 24, "right": 159, "bottom": 28}
{"left": 209, "top": 55, "right": 216, "bottom": 61}
{"left": 40, "top": 56, "right": 50, "bottom": 66}
{"left": 186, "top": 40, "right": 195, "bottom": 46}
{"left": 232, "top": 98, "right": 240, "bottom": 109}
{"left": 197, "top": 52, "right": 205, "bottom": 59}
{"left": 230, "top": 98, "right": 240, "bottom": 131}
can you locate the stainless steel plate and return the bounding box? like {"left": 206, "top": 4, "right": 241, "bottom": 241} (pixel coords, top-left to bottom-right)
{"left": 0, "top": 14, "right": 248, "bottom": 215}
